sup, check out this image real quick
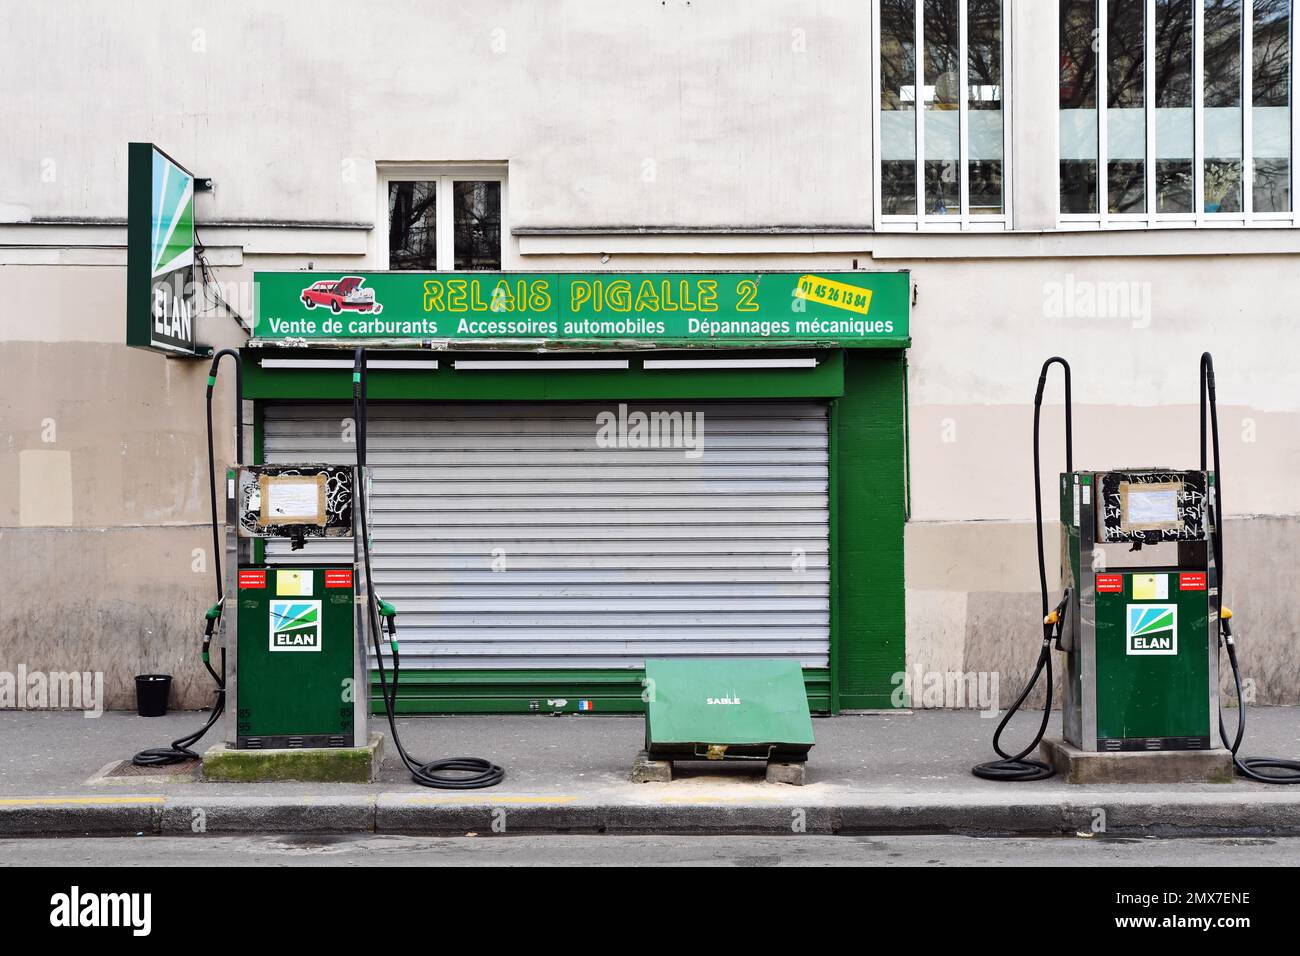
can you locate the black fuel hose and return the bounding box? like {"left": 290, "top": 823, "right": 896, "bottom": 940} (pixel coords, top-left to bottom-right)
{"left": 972, "top": 357, "right": 1073, "bottom": 782}
{"left": 133, "top": 349, "right": 242, "bottom": 766}
{"left": 1202, "top": 353, "right": 1300, "bottom": 784}
{"left": 353, "top": 347, "right": 505, "bottom": 789}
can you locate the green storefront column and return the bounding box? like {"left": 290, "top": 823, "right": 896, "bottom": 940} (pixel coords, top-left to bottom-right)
{"left": 833, "top": 349, "right": 908, "bottom": 709}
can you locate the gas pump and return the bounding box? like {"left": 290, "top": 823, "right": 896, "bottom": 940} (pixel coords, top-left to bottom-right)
{"left": 137, "top": 347, "right": 503, "bottom": 789}
{"left": 972, "top": 354, "right": 1300, "bottom": 783}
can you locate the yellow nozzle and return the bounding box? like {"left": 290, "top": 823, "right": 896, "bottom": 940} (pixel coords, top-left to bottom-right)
{"left": 1044, "top": 610, "right": 1060, "bottom": 625}
{"left": 1221, "top": 605, "right": 1232, "bottom": 620}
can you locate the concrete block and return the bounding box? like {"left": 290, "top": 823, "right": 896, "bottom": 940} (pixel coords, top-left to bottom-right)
{"left": 0, "top": 797, "right": 163, "bottom": 836}
{"left": 375, "top": 794, "right": 603, "bottom": 834}
{"left": 765, "top": 761, "right": 807, "bottom": 786}
{"left": 1041, "top": 737, "right": 1235, "bottom": 785}
{"left": 201, "top": 733, "right": 383, "bottom": 783}
{"left": 160, "top": 795, "right": 374, "bottom": 834}
{"left": 631, "top": 750, "right": 672, "bottom": 783}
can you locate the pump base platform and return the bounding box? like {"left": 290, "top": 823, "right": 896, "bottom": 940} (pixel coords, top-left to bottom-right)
{"left": 631, "top": 750, "right": 807, "bottom": 785}
{"left": 202, "top": 733, "right": 383, "bottom": 784}
{"left": 1040, "top": 737, "right": 1233, "bottom": 785}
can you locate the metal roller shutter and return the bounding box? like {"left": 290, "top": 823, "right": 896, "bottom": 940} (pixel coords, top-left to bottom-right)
{"left": 263, "top": 402, "right": 829, "bottom": 670}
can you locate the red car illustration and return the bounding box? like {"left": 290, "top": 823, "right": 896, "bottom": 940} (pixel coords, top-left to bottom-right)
{"left": 300, "top": 276, "right": 383, "bottom": 314}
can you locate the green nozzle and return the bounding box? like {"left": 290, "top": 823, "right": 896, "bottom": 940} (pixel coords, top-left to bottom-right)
{"left": 205, "top": 602, "right": 223, "bottom": 621}
{"left": 378, "top": 599, "right": 397, "bottom": 618}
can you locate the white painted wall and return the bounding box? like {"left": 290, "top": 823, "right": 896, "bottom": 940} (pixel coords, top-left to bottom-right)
{"left": 0, "top": 0, "right": 873, "bottom": 230}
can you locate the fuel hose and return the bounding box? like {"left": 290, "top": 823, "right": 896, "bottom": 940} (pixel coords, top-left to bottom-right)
{"left": 353, "top": 347, "right": 505, "bottom": 789}
{"left": 133, "top": 349, "right": 242, "bottom": 767}
{"left": 1201, "top": 353, "right": 1300, "bottom": 784}
{"left": 971, "top": 357, "right": 1073, "bottom": 782}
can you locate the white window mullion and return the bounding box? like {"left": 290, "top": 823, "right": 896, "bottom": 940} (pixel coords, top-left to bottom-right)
{"left": 915, "top": 0, "right": 926, "bottom": 218}
{"left": 1293, "top": 0, "right": 1299, "bottom": 220}
{"left": 1145, "top": 0, "right": 1157, "bottom": 220}
{"left": 1194, "top": 0, "right": 1206, "bottom": 224}
{"left": 872, "top": 0, "right": 885, "bottom": 228}
{"left": 1243, "top": 1, "right": 1254, "bottom": 220}
{"left": 1099, "top": 0, "right": 1110, "bottom": 223}
{"left": 959, "top": 0, "right": 970, "bottom": 221}
{"left": 436, "top": 176, "right": 454, "bottom": 271}
{"left": 1002, "top": 0, "right": 1013, "bottom": 223}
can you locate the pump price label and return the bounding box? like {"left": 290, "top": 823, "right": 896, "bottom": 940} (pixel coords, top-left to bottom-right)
{"left": 325, "top": 570, "right": 353, "bottom": 589}
{"left": 1096, "top": 573, "right": 1124, "bottom": 594}
{"left": 238, "top": 570, "right": 267, "bottom": 589}
{"left": 1179, "top": 572, "right": 1207, "bottom": 591}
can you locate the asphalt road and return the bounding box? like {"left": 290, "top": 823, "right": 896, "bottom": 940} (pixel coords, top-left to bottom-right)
{"left": 2, "top": 833, "right": 1297, "bottom": 866}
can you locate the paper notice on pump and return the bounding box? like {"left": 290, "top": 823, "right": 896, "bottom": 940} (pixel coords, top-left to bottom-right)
{"left": 277, "top": 569, "right": 314, "bottom": 596}
{"left": 264, "top": 479, "right": 321, "bottom": 521}
{"left": 1132, "top": 573, "right": 1169, "bottom": 601}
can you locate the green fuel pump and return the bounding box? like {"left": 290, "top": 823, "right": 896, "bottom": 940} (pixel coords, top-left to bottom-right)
{"left": 972, "top": 354, "right": 1300, "bottom": 784}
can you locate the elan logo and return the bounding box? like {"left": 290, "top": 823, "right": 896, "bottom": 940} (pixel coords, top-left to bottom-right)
{"left": 50, "top": 886, "right": 151, "bottom": 936}
{"left": 270, "top": 600, "right": 322, "bottom": 652}
{"left": 1127, "top": 604, "right": 1178, "bottom": 655}
{"left": 706, "top": 694, "right": 741, "bottom": 705}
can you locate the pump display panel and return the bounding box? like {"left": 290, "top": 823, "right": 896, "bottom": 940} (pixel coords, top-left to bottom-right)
{"left": 1098, "top": 470, "right": 1208, "bottom": 543}
{"left": 236, "top": 464, "right": 354, "bottom": 539}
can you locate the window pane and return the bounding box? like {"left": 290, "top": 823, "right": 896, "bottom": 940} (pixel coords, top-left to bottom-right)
{"left": 1060, "top": 0, "right": 1100, "bottom": 213}
{"left": 453, "top": 181, "right": 501, "bottom": 270}
{"left": 388, "top": 181, "right": 436, "bottom": 270}
{"left": 1108, "top": 0, "right": 1146, "bottom": 212}
{"left": 967, "top": 0, "right": 1003, "bottom": 214}
{"left": 1253, "top": 0, "right": 1291, "bottom": 212}
{"left": 923, "top": 0, "right": 960, "bottom": 214}
{"left": 1155, "top": 0, "right": 1195, "bottom": 212}
{"left": 881, "top": 0, "right": 918, "bottom": 214}
{"left": 1204, "top": 0, "right": 1243, "bottom": 213}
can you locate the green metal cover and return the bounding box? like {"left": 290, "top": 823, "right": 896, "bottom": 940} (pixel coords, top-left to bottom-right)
{"left": 644, "top": 659, "right": 815, "bottom": 761}
{"left": 236, "top": 567, "right": 355, "bottom": 747}
{"left": 1094, "top": 571, "right": 1211, "bottom": 747}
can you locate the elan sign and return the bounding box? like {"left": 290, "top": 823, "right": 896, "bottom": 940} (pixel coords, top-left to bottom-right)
{"left": 252, "top": 271, "right": 910, "bottom": 347}
{"left": 126, "top": 143, "right": 199, "bottom": 355}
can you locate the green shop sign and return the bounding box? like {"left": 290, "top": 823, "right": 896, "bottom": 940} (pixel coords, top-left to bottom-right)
{"left": 253, "top": 271, "right": 909, "bottom": 348}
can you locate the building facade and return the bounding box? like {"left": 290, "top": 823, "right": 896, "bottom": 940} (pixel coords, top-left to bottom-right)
{"left": 2, "top": 0, "right": 1298, "bottom": 712}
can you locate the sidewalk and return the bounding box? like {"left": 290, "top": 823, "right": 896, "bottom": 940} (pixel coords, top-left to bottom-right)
{"left": 1, "top": 708, "right": 1298, "bottom": 837}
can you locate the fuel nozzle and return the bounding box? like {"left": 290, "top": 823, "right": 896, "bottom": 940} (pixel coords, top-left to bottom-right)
{"left": 1043, "top": 590, "right": 1070, "bottom": 646}
{"left": 203, "top": 600, "right": 224, "bottom": 635}
{"left": 377, "top": 598, "right": 398, "bottom": 653}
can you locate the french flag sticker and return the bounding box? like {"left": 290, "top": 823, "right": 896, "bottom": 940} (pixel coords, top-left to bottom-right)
{"left": 578, "top": 700, "right": 594, "bottom": 712}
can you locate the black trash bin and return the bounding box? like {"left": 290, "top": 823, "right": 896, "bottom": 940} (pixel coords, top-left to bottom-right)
{"left": 135, "top": 674, "right": 172, "bottom": 717}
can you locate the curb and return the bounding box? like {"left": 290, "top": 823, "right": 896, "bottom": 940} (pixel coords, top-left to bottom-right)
{"left": 1, "top": 793, "right": 1299, "bottom": 838}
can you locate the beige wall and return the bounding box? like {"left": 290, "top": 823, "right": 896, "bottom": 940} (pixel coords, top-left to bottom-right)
{"left": 2, "top": 1, "right": 1298, "bottom": 708}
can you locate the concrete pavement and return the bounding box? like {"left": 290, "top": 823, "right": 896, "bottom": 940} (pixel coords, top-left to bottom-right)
{"left": 5, "top": 833, "right": 1299, "bottom": 867}
{"left": 1, "top": 708, "right": 1298, "bottom": 837}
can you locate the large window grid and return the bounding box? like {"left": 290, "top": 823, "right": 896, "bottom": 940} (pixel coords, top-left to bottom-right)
{"left": 872, "top": 0, "right": 1013, "bottom": 231}
{"left": 1060, "top": 0, "right": 1297, "bottom": 228}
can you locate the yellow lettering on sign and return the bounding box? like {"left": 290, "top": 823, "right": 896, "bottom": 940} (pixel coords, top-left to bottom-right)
{"left": 796, "top": 274, "right": 873, "bottom": 315}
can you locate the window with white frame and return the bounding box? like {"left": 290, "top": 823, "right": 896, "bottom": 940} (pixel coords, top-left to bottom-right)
{"left": 875, "top": 0, "right": 1009, "bottom": 228}
{"left": 380, "top": 166, "right": 505, "bottom": 270}
{"left": 1060, "top": 0, "right": 1294, "bottom": 224}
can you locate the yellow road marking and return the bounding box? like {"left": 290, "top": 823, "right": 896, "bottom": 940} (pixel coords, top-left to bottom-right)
{"left": 0, "top": 796, "right": 164, "bottom": 807}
